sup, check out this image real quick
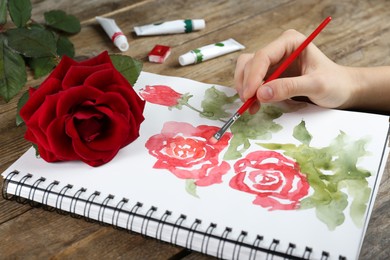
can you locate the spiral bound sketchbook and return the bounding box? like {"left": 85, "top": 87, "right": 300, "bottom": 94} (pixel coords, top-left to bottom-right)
{"left": 2, "top": 72, "right": 389, "bottom": 259}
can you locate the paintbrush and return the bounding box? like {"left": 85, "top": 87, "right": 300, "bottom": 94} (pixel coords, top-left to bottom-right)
{"left": 209, "top": 16, "right": 332, "bottom": 144}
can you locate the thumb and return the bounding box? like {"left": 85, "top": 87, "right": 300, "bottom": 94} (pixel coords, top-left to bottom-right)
{"left": 256, "top": 76, "right": 316, "bottom": 102}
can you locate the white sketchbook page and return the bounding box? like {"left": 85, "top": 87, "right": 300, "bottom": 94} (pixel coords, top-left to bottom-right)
{"left": 3, "top": 72, "right": 389, "bottom": 259}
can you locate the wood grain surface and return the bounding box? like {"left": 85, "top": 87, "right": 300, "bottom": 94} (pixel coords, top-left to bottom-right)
{"left": 1, "top": 0, "right": 389, "bottom": 259}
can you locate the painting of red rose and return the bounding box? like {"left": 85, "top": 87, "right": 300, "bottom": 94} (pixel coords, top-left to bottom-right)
{"left": 230, "top": 151, "right": 309, "bottom": 210}
{"left": 145, "top": 121, "right": 232, "bottom": 186}
{"left": 20, "top": 51, "right": 145, "bottom": 167}
{"left": 139, "top": 85, "right": 183, "bottom": 107}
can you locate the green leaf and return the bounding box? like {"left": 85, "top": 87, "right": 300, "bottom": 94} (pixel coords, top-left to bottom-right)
{"left": 56, "top": 35, "right": 75, "bottom": 57}
{"left": 201, "top": 86, "right": 238, "bottom": 120}
{"left": 0, "top": 35, "right": 27, "bottom": 102}
{"left": 7, "top": 0, "right": 32, "bottom": 28}
{"left": 185, "top": 179, "right": 199, "bottom": 198}
{"left": 44, "top": 10, "right": 81, "bottom": 34}
{"left": 6, "top": 27, "right": 57, "bottom": 57}
{"left": 0, "top": 0, "right": 7, "bottom": 25}
{"left": 110, "top": 54, "right": 143, "bottom": 86}
{"left": 293, "top": 120, "right": 312, "bottom": 145}
{"left": 16, "top": 90, "right": 29, "bottom": 126}
{"left": 29, "top": 56, "right": 56, "bottom": 79}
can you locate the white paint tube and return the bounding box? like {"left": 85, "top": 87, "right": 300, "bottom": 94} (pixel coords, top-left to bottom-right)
{"left": 179, "top": 38, "right": 245, "bottom": 66}
{"left": 134, "top": 19, "right": 205, "bottom": 36}
{"left": 96, "top": 16, "right": 129, "bottom": 52}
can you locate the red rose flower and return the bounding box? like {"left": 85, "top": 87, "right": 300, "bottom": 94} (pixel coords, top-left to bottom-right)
{"left": 20, "top": 51, "right": 145, "bottom": 167}
{"left": 145, "top": 121, "right": 232, "bottom": 186}
{"left": 230, "top": 151, "right": 309, "bottom": 210}
{"left": 139, "top": 85, "right": 183, "bottom": 107}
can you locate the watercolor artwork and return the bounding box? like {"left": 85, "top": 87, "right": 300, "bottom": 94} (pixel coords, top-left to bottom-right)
{"left": 3, "top": 71, "right": 388, "bottom": 259}
{"left": 137, "top": 74, "right": 384, "bottom": 231}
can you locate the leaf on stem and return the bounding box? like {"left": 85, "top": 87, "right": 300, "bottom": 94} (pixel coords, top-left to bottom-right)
{"left": 16, "top": 90, "right": 29, "bottom": 126}
{"left": 44, "top": 10, "right": 81, "bottom": 34}
{"left": 56, "top": 35, "right": 75, "bottom": 57}
{"left": 0, "top": 0, "right": 7, "bottom": 25}
{"left": 29, "top": 56, "right": 57, "bottom": 79}
{"left": 0, "top": 35, "right": 27, "bottom": 102}
{"left": 7, "top": 0, "right": 32, "bottom": 28}
{"left": 6, "top": 27, "right": 57, "bottom": 57}
{"left": 110, "top": 54, "right": 143, "bottom": 86}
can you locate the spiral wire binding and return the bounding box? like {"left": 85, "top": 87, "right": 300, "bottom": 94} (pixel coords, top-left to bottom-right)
{"left": 185, "top": 218, "right": 201, "bottom": 250}
{"left": 141, "top": 206, "right": 157, "bottom": 236}
{"left": 28, "top": 177, "right": 45, "bottom": 207}
{"left": 84, "top": 191, "right": 100, "bottom": 222}
{"left": 112, "top": 198, "right": 129, "bottom": 230}
{"left": 98, "top": 194, "right": 114, "bottom": 226}
{"left": 42, "top": 180, "right": 59, "bottom": 211}
{"left": 2, "top": 171, "right": 348, "bottom": 259}
{"left": 156, "top": 210, "right": 172, "bottom": 240}
{"left": 233, "top": 231, "right": 247, "bottom": 260}
{"left": 170, "top": 214, "right": 186, "bottom": 245}
{"left": 216, "top": 227, "right": 232, "bottom": 258}
{"left": 55, "top": 184, "right": 73, "bottom": 215}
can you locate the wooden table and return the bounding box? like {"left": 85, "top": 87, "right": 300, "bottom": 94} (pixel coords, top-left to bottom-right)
{"left": 1, "top": 0, "right": 389, "bottom": 258}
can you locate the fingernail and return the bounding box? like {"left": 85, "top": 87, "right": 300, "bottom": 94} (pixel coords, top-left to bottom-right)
{"left": 259, "top": 85, "right": 273, "bottom": 100}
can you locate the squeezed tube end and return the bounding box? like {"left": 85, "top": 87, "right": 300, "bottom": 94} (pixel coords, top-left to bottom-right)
{"left": 178, "top": 52, "right": 196, "bottom": 66}
{"left": 114, "top": 35, "right": 129, "bottom": 52}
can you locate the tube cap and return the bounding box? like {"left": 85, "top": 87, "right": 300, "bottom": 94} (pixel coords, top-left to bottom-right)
{"left": 113, "top": 34, "right": 129, "bottom": 52}
{"left": 179, "top": 52, "right": 196, "bottom": 66}
{"left": 192, "top": 19, "right": 206, "bottom": 31}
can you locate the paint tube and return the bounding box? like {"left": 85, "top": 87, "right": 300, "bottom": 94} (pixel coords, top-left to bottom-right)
{"left": 134, "top": 19, "right": 205, "bottom": 36}
{"left": 96, "top": 16, "right": 129, "bottom": 52}
{"left": 178, "top": 38, "right": 245, "bottom": 66}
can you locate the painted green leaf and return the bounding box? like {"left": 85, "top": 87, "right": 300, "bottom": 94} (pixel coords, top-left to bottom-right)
{"left": 6, "top": 27, "right": 57, "bottom": 57}
{"left": 258, "top": 128, "right": 372, "bottom": 230}
{"left": 29, "top": 56, "right": 56, "bottom": 79}
{"left": 16, "top": 90, "right": 29, "bottom": 126}
{"left": 315, "top": 191, "right": 348, "bottom": 230}
{"left": 185, "top": 179, "right": 199, "bottom": 198}
{"left": 110, "top": 54, "right": 143, "bottom": 86}
{"left": 0, "top": 0, "right": 7, "bottom": 25}
{"left": 44, "top": 10, "right": 81, "bottom": 34}
{"left": 293, "top": 120, "right": 312, "bottom": 145}
{"left": 7, "top": 0, "right": 32, "bottom": 28}
{"left": 201, "top": 86, "right": 238, "bottom": 120}
{"left": 224, "top": 104, "right": 284, "bottom": 160}
{"left": 56, "top": 35, "right": 75, "bottom": 57}
{"left": 0, "top": 35, "right": 27, "bottom": 102}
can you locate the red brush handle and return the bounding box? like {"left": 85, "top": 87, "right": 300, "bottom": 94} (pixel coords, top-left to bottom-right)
{"left": 237, "top": 16, "right": 332, "bottom": 115}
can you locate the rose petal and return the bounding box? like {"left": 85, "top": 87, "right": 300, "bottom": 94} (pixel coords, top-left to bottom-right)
{"left": 56, "top": 86, "right": 103, "bottom": 116}
{"left": 61, "top": 64, "right": 112, "bottom": 89}
{"left": 47, "top": 55, "right": 77, "bottom": 81}
{"left": 65, "top": 117, "right": 121, "bottom": 166}
{"left": 95, "top": 92, "right": 130, "bottom": 119}
{"left": 20, "top": 78, "right": 62, "bottom": 121}
{"left": 82, "top": 109, "right": 131, "bottom": 151}
{"left": 105, "top": 84, "right": 145, "bottom": 123}
{"left": 78, "top": 51, "right": 112, "bottom": 67}
{"left": 84, "top": 68, "right": 128, "bottom": 91}
{"left": 46, "top": 116, "right": 79, "bottom": 160}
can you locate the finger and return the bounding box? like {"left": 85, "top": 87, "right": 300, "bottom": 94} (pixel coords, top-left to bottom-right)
{"left": 234, "top": 53, "right": 254, "bottom": 101}
{"left": 248, "top": 100, "right": 261, "bottom": 114}
{"left": 242, "top": 30, "right": 306, "bottom": 100}
{"left": 257, "top": 74, "right": 321, "bottom": 102}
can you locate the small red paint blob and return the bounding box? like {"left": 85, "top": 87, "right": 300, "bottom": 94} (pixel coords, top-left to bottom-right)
{"left": 148, "top": 45, "right": 171, "bottom": 63}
